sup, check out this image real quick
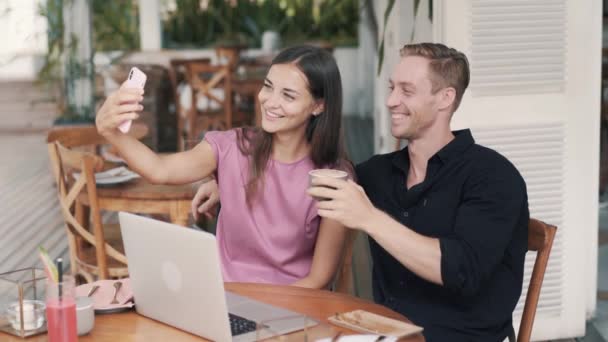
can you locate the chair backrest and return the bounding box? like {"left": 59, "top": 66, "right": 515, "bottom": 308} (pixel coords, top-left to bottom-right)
{"left": 517, "top": 218, "right": 557, "bottom": 342}
{"left": 46, "top": 124, "right": 149, "bottom": 149}
{"left": 170, "top": 58, "right": 211, "bottom": 150}
{"left": 186, "top": 62, "right": 233, "bottom": 138}
{"left": 47, "top": 125, "right": 107, "bottom": 149}
{"left": 47, "top": 124, "right": 149, "bottom": 164}
{"left": 169, "top": 58, "right": 212, "bottom": 118}
{"left": 47, "top": 135, "right": 128, "bottom": 280}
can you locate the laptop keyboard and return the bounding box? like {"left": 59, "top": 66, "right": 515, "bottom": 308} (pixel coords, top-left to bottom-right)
{"left": 229, "top": 313, "right": 258, "bottom": 336}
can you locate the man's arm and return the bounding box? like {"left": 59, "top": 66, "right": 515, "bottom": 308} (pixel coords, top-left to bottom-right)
{"left": 308, "top": 179, "right": 443, "bottom": 285}
{"left": 363, "top": 209, "right": 443, "bottom": 285}
{"left": 308, "top": 167, "right": 527, "bottom": 296}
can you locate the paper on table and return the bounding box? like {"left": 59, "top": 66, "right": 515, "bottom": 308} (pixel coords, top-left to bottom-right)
{"left": 328, "top": 310, "right": 422, "bottom": 339}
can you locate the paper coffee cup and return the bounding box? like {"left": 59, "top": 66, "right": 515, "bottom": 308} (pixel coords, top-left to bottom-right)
{"left": 308, "top": 169, "right": 348, "bottom": 200}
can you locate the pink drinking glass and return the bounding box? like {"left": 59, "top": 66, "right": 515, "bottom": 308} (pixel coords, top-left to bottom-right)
{"left": 45, "top": 275, "right": 77, "bottom": 342}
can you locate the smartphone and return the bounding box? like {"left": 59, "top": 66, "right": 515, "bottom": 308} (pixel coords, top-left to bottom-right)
{"left": 118, "top": 67, "right": 147, "bottom": 133}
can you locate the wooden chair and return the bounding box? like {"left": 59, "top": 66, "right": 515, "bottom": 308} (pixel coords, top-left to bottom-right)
{"left": 168, "top": 58, "right": 211, "bottom": 150}
{"left": 214, "top": 45, "right": 244, "bottom": 71}
{"left": 232, "top": 61, "right": 267, "bottom": 127}
{"left": 185, "top": 62, "right": 233, "bottom": 142}
{"left": 509, "top": 218, "right": 557, "bottom": 342}
{"left": 46, "top": 124, "right": 148, "bottom": 149}
{"left": 47, "top": 125, "right": 107, "bottom": 150}
{"left": 47, "top": 124, "right": 148, "bottom": 162}
{"left": 47, "top": 134, "right": 129, "bottom": 282}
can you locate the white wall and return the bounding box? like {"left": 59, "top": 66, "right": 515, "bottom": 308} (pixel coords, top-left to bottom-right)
{"left": 0, "top": 0, "right": 47, "bottom": 80}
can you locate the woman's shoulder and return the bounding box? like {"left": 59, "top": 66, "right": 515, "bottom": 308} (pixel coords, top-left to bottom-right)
{"left": 204, "top": 128, "right": 238, "bottom": 142}
{"left": 204, "top": 127, "right": 262, "bottom": 157}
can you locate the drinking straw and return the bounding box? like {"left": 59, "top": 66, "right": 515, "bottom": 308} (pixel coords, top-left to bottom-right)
{"left": 38, "top": 246, "right": 58, "bottom": 283}
{"left": 56, "top": 258, "right": 63, "bottom": 301}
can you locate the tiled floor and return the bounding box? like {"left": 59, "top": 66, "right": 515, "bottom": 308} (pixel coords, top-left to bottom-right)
{"left": 0, "top": 82, "right": 68, "bottom": 274}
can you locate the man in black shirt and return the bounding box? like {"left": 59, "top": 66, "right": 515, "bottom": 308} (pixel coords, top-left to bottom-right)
{"left": 308, "top": 43, "right": 529, "bottom": 341}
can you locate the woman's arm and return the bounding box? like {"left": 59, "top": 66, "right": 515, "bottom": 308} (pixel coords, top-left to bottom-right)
{"left": 96, "top": 87, "right": 217, "bottom": 184}
{"left": 291, "top": 217, "right": 348, "bottom": 289}
{"left": 191, "top": 177, "right": 220, "bottom": 220}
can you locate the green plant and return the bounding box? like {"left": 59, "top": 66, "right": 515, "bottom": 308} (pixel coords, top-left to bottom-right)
{"left": 162, "top": 0, "right": 359, "bottom": 49}
{"left": 37, "top": 0, "right": 66, "bottom": 114}
{"left": 38, "top": 0, "right": 139, "bottom": 123}
{"left": 92, "top": 0, "right": 139, "bottom": 51}
{"left": 38, "top": 0, "right": 96, "bottom": 123}
{"left": 241, "top": 1, "right": 289, "bottom": 46}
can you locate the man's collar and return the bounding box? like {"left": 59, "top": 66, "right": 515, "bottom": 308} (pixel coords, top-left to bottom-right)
{"left": 392, "top": 129, "right": 475, "bottom": 172}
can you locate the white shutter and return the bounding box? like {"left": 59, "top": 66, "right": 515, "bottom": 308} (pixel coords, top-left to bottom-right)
{"left": 436, "top": 0, "right": 601, "bottom": 340}
{"left": 470, "top": 0, "right": 567, "bottom": 95}
{"left": 473, "top": 124, "right": 564, "bottom": 318}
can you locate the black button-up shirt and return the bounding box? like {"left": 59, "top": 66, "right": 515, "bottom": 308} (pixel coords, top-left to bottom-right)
{"left": 356, "top": 130, "right": 529, "bottom": 342}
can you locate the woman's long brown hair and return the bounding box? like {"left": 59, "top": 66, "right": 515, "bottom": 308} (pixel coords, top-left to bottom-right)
{"left": 236, "top": 45, "right": 352, "bottom": 203}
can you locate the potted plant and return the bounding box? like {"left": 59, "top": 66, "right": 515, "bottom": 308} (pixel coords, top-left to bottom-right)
{"left": 241, "top": 0, "right": 288, "bottom": 52}
{"left": 38, "top": 0, "right": 95, "bottom": 125}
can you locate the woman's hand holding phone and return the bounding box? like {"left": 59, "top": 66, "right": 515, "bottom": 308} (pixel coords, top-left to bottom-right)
{"left": 96, "top": 67, "right": 146, "bottom": 137}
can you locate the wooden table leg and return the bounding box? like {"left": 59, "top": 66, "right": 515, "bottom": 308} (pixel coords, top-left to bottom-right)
{"left": 170, "top": 200, "right": 190, "bottom": 227}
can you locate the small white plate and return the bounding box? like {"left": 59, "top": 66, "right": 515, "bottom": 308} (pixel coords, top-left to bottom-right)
{"left": 93, "top": 302, "right": 135, "bottom": 315}
{"left": 100, "top": 146, "right": 125, "bottom": 164}
{"left": 76, "top": 279, "right": 135, "bottom": 314}
{"left": 73, "top": 166, "right": 140, "bottom": 185}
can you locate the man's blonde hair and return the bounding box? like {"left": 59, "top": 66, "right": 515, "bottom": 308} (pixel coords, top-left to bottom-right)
{"left": 400, "top": 43, "right": 470, "bottom": 112}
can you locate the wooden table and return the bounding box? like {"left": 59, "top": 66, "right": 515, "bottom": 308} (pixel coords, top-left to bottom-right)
{"left": 2, "top": 283, "right": 424, "bottom": 341}
{"left": 78, "top": 177, "right": 197, "bottom": 227}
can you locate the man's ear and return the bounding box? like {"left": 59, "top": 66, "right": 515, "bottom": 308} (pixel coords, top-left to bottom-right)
{"left": 312, "top": 101, "right": 325, "bottom": 116}
{"left": 438, "top": 87, "right": 456, "bottom": 111}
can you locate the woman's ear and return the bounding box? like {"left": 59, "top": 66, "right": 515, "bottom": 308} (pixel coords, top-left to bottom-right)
{"left": 312, "top": 101, "right": 325, "bottom": 116}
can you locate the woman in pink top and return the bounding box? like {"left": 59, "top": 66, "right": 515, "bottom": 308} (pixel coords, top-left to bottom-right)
{"left": 95, "top": 45, "right": 352, "bottom": 288}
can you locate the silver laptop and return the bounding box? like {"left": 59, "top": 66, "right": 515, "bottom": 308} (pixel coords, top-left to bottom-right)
{"left": 118, "top": 212, "right": 311, "bottom": 342}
